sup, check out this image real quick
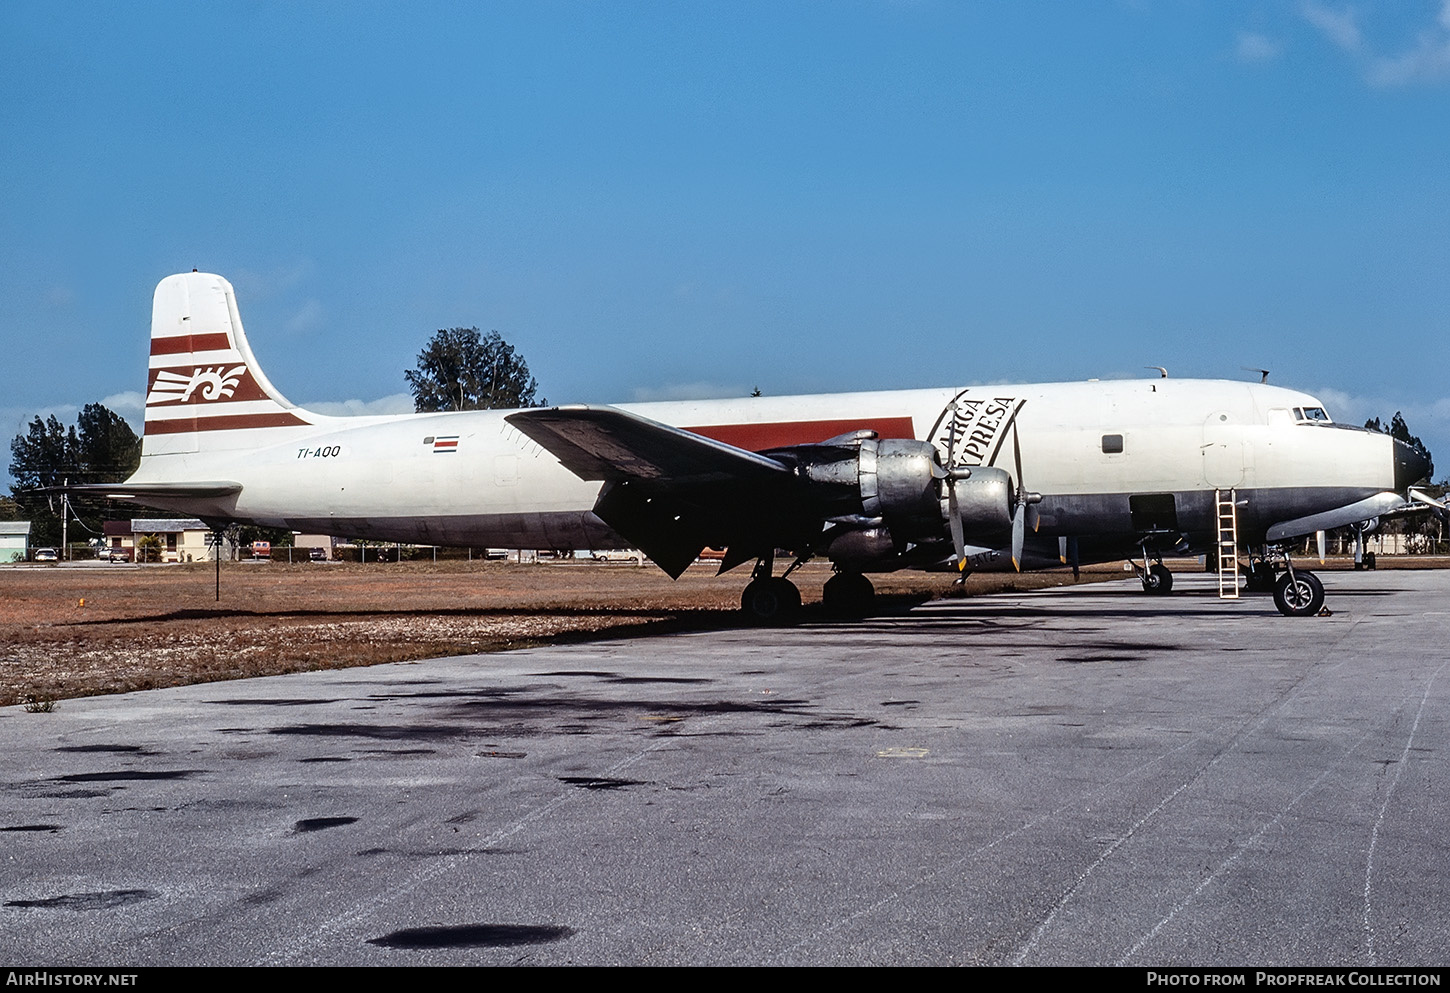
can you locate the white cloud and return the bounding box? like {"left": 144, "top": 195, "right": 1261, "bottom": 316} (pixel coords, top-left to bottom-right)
{"left": 1237, "top": 32, "right": 1282, "bottom": 63}
{"left": 1301, "top": 2, "right": 1362, "bottom": 52}
{"left": 229, "top": 259, "right": 318, "bottom": 300}
{"left": 1367, "top": 4, "right": 1450, "bottom": 85}
{"left": 100, "top": 391, "right": 145, "bottom": 430}
{"left": 301, "top": 392, "right": 416, "bottom": 417}
{"left": 1302, "top": 0, "right": 1450, "bottom": 86}
{"left": 286, "top": 299, "right": 324, "bottom": 333}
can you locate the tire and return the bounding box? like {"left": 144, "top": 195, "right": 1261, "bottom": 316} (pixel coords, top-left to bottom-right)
{"left": 741, "top": 577, "right": 802, "bottom": 625}
{"left": 822, "top": 572, "right": 875, "bottom": 618}
{"left": 1141, "top": 563, "right": 1173, "bottom": 594}
{"left": 1273, "top": 570, "right": 1325, "bottom": 617}
{"left": 1364, "top": 552, "right": 1376, "bottom": 571}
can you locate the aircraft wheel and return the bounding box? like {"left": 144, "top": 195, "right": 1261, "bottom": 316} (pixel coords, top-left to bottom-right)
{"left": 1141, "top": 563, "right": 1173, "bottom": 594}
{"left": 741, "top": 577, "right": 802, "bottom": 625}
{"left": 1364, "top": 552, "right": 1376, "bottom": 571}
{"left": 1273, "top": 570, "right": 1325, "bottom": 617}
{"left": 823, "top": 572, "right": 875, "bottom": 618}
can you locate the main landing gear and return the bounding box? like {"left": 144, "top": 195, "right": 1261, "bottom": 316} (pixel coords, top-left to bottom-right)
{"left": 738, "top": 555, "right": 877, "bottom": 624}
{"left": 822, "top": 570, "right": 875, "bottom": 618}
{"left": 740, "top": 553, "right": 803, "bottom": 625}
{"left": 740, "top": 574, "right": 801, "bottom": 624}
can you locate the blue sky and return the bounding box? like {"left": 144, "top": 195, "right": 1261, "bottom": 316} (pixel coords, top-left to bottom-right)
{"left": 3, "top": 1, "right": 1448, "bottom": 485}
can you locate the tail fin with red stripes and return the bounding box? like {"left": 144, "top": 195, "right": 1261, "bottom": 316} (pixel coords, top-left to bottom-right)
{"left": 143, "top": 272, "right": 319, "bottom": 455}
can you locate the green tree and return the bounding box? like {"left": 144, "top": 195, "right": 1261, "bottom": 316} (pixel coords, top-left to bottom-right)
{"left": 1364, "top": 411, "right": 1432, "bottom": 470}
{"left": 405, "top": 327, "right": 545, "bottom": 412}
{"left": 9, "top": 404, "right": 141, "bottom": 546}
{"left": 1360, "top": 412, "right": 1441, "bottom": 554}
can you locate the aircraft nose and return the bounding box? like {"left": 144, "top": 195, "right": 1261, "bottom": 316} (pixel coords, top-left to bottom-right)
{"left": 1392, "top": 438, "right": 1432, "bottom": 491}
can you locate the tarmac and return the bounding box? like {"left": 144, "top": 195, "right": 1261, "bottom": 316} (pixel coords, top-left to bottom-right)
{"left": 2, "top": 569, "right": 1448, "bottom": 966}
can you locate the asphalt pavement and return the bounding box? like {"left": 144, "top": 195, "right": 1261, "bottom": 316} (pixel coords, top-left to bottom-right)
{"left": 3, "top": 569, "right": 1447, "bottom": 966}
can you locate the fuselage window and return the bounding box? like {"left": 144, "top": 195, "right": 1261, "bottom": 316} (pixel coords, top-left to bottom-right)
{"left": 1102, "top": 434, "right": 1124, "bottom": 454}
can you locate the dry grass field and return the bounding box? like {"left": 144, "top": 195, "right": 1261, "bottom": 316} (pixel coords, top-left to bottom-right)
{"left": 0, "top": 558, "right": 1126, "bottom": 707}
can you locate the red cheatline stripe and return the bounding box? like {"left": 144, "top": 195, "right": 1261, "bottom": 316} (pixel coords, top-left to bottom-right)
{"left": 150, "top": 333, "right": 232, "bottom": 355}
{"left": 144, "top": 411, "right": 309, "bottom": 435}
{"left": 683, "top": 417, "right": 916, "bottom": 451}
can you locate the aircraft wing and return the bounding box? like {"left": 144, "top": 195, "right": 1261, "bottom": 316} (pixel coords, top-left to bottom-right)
{"left": 507, "top": 405, "right": 798, "bottom": 577}
{"left": 506, "top": 405, "right": 789, "bottom": 484}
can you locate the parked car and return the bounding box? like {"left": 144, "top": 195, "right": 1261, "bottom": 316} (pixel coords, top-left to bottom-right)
{"left": 33, "top": 547, "right": 58, "bottom": 562}
{"left": 308, "top": 547, "right": 328, "bottom": 562}
{"left": 102, "top": 547, "right": 132, "bottom": 563}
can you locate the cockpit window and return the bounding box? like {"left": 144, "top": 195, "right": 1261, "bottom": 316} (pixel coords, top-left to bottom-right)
{"left": 1294, "top": 406, "right": 1331, "bottom": 423}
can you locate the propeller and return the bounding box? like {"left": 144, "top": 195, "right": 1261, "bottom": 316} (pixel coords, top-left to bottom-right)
{"left": 1008, "top": 425, "right": 1042, "bottom": 572}
{"left": 942, "top": 416, "right": 971, "bottom": 571}
{"left": 1316, "top": 529, "right": 1326, "bottom": 565}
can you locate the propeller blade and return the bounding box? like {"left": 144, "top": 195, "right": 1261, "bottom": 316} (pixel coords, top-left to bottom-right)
{"left": 1316, "top": 529, "right": 1326, "bottom": 565}
{"left": 1011, "top": 502, "right": 1025, "bottom": 572}
{"left": 948, "top": 485, "right": 966, "bottom": 570}
{"left": 1012, "top": 423, "right": 1024, "bottom": 493}
{"left": 945, "top": 415, "right": 967, "bottom": 570}
{"left": 1410, "top": 488, "right": 1448, "bottom": 510}
{"left": 1058, "top": 536, "right": 1068, "bottom": 564}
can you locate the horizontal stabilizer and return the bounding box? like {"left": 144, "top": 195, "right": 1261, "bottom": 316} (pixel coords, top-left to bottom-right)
{"left": 32, "top": 481, "right": 243, "bottom": 501}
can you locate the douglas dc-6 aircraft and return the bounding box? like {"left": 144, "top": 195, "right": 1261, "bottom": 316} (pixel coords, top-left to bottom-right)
{"left": 72, "top": 271, "right": 1437, "bottom": 621}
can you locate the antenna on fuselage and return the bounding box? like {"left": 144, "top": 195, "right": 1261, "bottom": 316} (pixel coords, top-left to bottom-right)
{"left": 1146, "top": 366, "right": 1168, "bottom": 379}
{"left": 1242, "top": 367, "right": 1270, "bottom": 384}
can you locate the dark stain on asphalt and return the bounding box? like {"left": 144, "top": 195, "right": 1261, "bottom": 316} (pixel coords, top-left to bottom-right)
{"left": 54, "top": 745, "right": 151, "bottom": 754}
{"left": 293, "top": 816, "right": 358, "bottom": 833}
{"left": 557, "top": 776, "right": 645, "bottom": 790}
{"left": 369, "top": 923, "right": 573, "bottom": 949}
{"left": 54, "top": 770, "right": 202, "bottom": 783}
{"left": 6, "top": 889, "right": 159, "bottom": 911}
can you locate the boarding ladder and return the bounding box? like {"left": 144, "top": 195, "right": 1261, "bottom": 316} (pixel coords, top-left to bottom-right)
{"left": 1215, "top": 488, "right": 1240, "bottom": 599}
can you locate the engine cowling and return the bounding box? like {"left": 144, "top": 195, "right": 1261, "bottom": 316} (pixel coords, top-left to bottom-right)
{"left": 765, "top": 434, "right": 1017, "bottom": 567}
{"left": 946, "top": 465, "right": 1015, "bottom": 538}
{"left": 770, "top": 434, "right": 942, "bottom": 533}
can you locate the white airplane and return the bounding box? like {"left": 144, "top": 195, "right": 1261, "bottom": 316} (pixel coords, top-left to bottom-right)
{"left": 78, "top": 271, "right": 1434, "bottom": 621}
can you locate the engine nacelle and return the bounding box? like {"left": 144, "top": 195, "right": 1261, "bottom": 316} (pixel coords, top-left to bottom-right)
{"left": 947, "top": 465, "right": 1015, "bottom": 537}
{"left": 772, "top": 434, "right": 943, "bottom": 535}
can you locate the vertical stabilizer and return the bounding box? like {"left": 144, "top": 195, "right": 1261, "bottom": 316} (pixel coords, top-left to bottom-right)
{"left": 143, "top": 272, "right": 317, "bottom": 455}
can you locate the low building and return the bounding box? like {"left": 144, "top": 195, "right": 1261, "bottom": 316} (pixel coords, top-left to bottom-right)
{"left": 106, "top": 519, "right": 226, "bottom": 563}
{"left": 0, "top": 521, "right": 31, "bottom": 563}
